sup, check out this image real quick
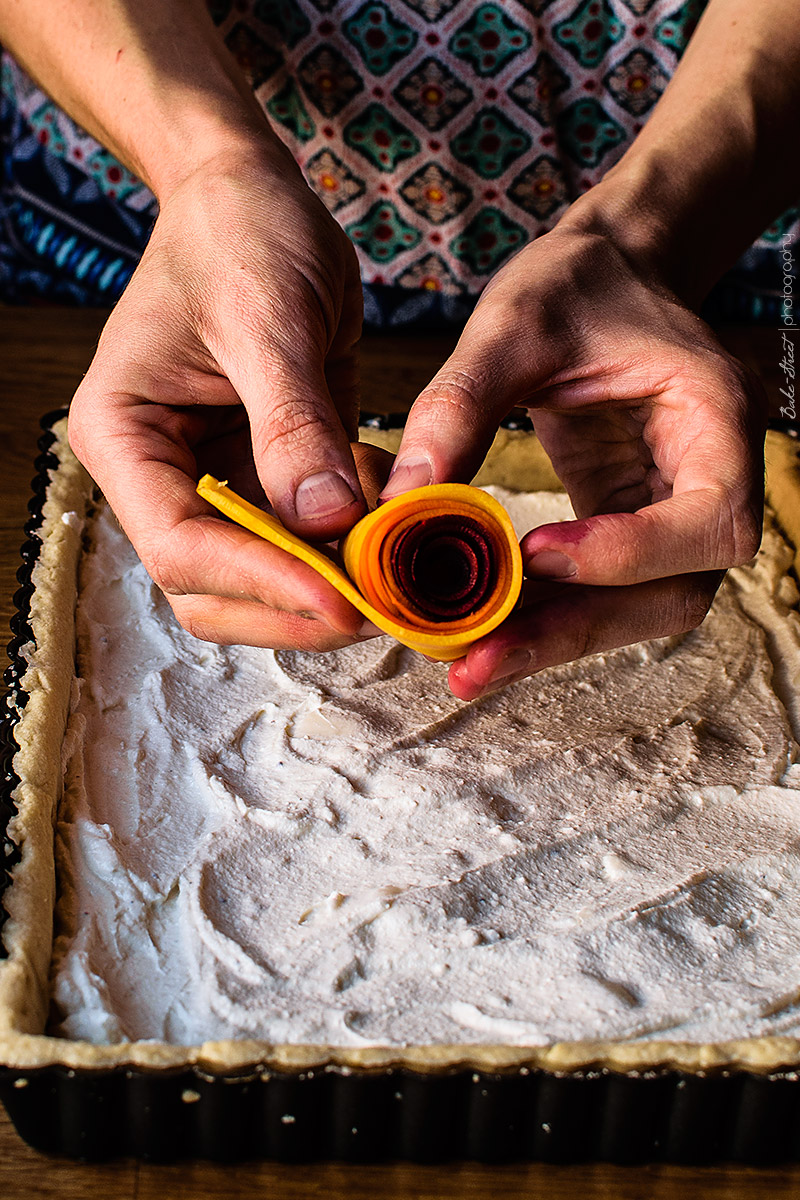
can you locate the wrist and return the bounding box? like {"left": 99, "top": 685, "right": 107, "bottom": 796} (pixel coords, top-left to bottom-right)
{"left": 126, "top": 44, "right": 298, "bottom": 206}
{"left": 148, "top": 113, "right": 297, "bottom": 207}
{"left": 555, "top": 158, "right": 717, "bottom": 309}
{"left": 554, "top": 55, "right": 794, "bottom": 310}
{"left": 0, "top": 0, "right": 298, "bottom": 205}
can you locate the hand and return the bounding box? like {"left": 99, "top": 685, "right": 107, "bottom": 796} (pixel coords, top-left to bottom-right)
{"left": 69, "top": 142, "right": 381, "bottom": 650}
{"left": 380, "top": 223, "right": 766, "bottom": 700}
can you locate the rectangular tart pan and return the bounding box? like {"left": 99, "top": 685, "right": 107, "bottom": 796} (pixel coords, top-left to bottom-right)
{"left": 2, "top": 411, "right": 800, "bottom": 1164}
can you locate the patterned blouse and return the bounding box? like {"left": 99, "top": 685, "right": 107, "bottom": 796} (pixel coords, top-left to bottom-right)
{"left": 0, "top": 0, "right": 796, "bottom": 326}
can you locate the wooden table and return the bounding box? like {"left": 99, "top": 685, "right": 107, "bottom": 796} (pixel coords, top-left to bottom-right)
{"left": 1, "top": 304, "right": 798, "bottom": 1198}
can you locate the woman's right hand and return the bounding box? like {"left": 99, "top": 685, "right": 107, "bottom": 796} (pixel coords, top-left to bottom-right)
{"left": 69, "top": 140, "right": 381, "bottom": 650}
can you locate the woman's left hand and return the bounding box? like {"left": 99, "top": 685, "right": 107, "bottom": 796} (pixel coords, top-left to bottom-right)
{"left": 380, "top": 221, "right": 766, "bottom": 700}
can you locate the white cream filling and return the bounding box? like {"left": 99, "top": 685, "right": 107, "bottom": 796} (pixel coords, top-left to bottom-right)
{"left": 50, "top": 490, "right": 800, "bottom": 1047}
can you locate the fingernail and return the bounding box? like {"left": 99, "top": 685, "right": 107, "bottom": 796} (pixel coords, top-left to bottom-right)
{"left": 379, "top": 455, "right": 432, "bottom": 500}
{"left": 525, "top": 550, "right": 577, "bottom": 579}
{"left": 357, "top": 618, "right": 383, "bottom": 638}
{"left": 294, "top": 471, "right": 357, "bottom": 520}
{"left": 488, "top": 648, "right": 533, "bottom": 684}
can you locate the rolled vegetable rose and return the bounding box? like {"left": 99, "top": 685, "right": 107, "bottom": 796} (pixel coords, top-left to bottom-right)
{"left": 196, "top": 475, "right": 522, "bottom": 661}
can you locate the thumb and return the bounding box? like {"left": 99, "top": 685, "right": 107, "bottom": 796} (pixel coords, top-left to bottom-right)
{"left": 221, "top": 330, "right": 367, "bottom": 542}
{"left": 379, "top": 315, "right": 540, "bottom": 499}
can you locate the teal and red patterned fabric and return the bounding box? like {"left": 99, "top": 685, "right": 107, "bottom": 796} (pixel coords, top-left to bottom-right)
{"left": 0, "top": 0, "right": 797, "bottom": 324}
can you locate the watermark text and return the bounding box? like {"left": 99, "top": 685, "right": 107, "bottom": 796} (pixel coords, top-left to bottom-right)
{"left": 780, "top": 233, "right": 797, "bottom": 420}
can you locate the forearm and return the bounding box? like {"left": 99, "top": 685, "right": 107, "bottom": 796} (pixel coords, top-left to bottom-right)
{"left": 561, "top": 0, "right": 800, "bottom": 306}
{"left": 0, "top": 0, "right": 286, "bottom": 200}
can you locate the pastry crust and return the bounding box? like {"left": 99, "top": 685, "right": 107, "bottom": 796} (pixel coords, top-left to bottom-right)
{"left": 2, "top": 421, "right": 800, "bottom": 1076}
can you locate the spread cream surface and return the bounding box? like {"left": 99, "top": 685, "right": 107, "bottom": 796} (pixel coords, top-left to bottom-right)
{"left": 51, "top": 491, "right": 800, "bottom": 1047}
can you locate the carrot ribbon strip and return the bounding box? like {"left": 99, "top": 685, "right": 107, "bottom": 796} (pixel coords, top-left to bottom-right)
{"left": 196, "top": 475, "right": 523, "bottom": 661}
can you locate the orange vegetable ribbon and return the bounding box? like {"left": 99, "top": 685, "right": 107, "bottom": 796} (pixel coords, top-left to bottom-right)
{"left": 196, "top": 475, "right": 523, "bottom": 661}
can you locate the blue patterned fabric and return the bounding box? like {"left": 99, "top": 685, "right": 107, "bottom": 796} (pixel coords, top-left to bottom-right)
{"left": 0, "top": 13, "right": 797, "bottom": 328}
{"left": 0, "top": 69, "right": 154, "bottom": 304}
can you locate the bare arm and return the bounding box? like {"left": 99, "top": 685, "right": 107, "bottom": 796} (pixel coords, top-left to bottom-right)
{"left": 564, "top": 0, "right": 800, "bottom": 304}
{"left": 0, "top": 0, "right": 273, "bottom": 199}
{"left": 0, "top": 0, "right": 378, "bottom": 649}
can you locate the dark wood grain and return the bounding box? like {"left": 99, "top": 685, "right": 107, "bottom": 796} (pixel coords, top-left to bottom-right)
{"left": 1, "top": 304, "right": 798, "bottom": 1197}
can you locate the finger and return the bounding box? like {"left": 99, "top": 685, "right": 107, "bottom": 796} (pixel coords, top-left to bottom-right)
{"left": 526, "top": 361, "right": 765, "bottom": 584}
{"left": 379, "top": 308, "right": 543, "bottom": 499}
{"left": 217, "top": 310, "right": 367, "bottom": 542}
{"left": 83, "top": 430, "right": 369, "bottom": 637}
{"left": 448, "top": 571, "right": 723, "bottom": 701}
{"left": 521, "top": 483, "right": 762, "bottom": 587}
{"left": 167, "top": 593, "right": 370, "bottom": 651}
{"left": 351, "top": 441, "right": 394, "bottom": 507}
{"left": 147, "top": 511, "right": 368, "bottom": 636}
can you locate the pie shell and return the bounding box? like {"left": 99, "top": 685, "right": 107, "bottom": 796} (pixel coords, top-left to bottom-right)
{"left": 1, "top": 417, "right": 799, "bottom": 1088}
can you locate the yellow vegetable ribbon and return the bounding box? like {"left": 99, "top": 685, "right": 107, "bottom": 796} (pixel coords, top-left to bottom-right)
{"left": 196, "top": 475, "right": 523, "bottom": 661}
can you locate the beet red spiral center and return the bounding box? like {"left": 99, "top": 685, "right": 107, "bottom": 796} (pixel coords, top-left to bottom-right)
{"left": 389, "top": 515, "right": 496, "bottom": 621}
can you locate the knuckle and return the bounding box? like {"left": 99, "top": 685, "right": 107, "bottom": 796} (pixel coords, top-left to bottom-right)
{"left": 260, "top": 392, "right": 336, "bottom": 455}
{"left": 66, "top": 383, "right": 107, "bottom": 467}
{"left": 571, "top": 618, "right": 601, "bottom": 662}
{"left": 170, "top": 598, "right": 223, "bottom": 645}
{"left": 544, "top": 594, "right": 601, "bottom": 661}
{"left": 179, "top": 614, "right": 219, "bottom": 644}
{"left": 171, "top": 594, "right": 356, "bottom": 652}
{"left": 678, "top": 584, "right": 713, "bottom": 634}
{"left": 730, "top": 503, "right": 763, "bottom": 565}
{"left": 146, "top": 515, "right": 234, "bottom": 599}
{"left": 416, "top": 367, "right": 484, "bottom": 422}
{"left": 724, "top": 356, "right": 766, "bottom": 417}
{"left": 289, "top": 626, "right": 356, "bottom": 653}
{"left": 604, "top": 542, "right": 638, "bottom": 581}
{"left": 280, "top": 609, "right": 356, "bottom": 651}
{"left": 585, "top": 515, "right": 641, "bottom": 580}
{"left": 712, "top": 491, "right": 763, "bottom": 567}
{"left": 65, "top": 409, "right": 87, "bottom": 463}
{"left": 146, "top": 538, "right": 190, "bottom": 597}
